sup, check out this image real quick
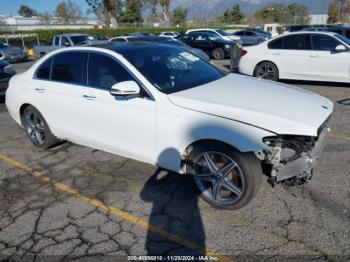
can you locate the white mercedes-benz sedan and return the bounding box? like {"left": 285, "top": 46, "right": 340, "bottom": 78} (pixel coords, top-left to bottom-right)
{"left": 6, "top": 43, "right": 333, "bottom": 210}
{"left": 239, "top": 31, "right": 350, "bottom": 83}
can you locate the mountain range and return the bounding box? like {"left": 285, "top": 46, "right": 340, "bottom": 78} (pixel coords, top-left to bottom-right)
{"left": 171, "top": 0, "right": 331, "bottom": 19}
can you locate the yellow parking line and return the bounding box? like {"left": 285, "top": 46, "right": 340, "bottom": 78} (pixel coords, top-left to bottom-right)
{"left": 0, "top": 154, "right": 232, "bottom": 262}
{"left": 330, "top": 134, "right": 350, "bottom": 142}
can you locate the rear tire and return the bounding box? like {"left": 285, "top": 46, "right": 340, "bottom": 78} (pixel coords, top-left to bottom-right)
{"left": 212, "top": 47, "right": 225, "bottom": 60}
{"left": 254, "top": 61, "right": 279, "bottom": 81}
{"left": 186, "top": 142, "right": 262, "bottom": 210}
{"left": 23, "top": 106, "right": 59, "bottom": 149}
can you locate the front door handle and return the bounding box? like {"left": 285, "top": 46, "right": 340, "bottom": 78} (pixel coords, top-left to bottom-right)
{"left": 310, "top": 54, "right": 320, "bottom": 58}
{"left": 83, "top": 95, "right": 97, "bottom": 100}
{"left": 34, "top": 88, "right": 45, "bottom": 93}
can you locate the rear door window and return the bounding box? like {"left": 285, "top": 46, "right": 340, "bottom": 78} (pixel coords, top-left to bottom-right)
{"left": 268, "top": 38, "right": 283, "bottom": 49}
{"left": 283, "top": 34, "right": 311, "bottom": 50}
{"left": 35, "top": 57, "right": 53, "bottom": 80}
{"left": 195, "top": 34, "right": 208, "bottom": 42}
{"left": 51, "top": 52, "right": 87, "bottom": 84}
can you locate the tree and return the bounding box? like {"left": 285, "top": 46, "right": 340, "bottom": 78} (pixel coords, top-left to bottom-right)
{"left": 159, "top": 0, "right": 170, "bottom": 23}
{"left": 38, "top": 12, "right": 52, "bottom": 25}
{"left": 18, "top": 5, "right": 37, "bottom": 17}
{"left": 328, "top": 0, "right": 350, "bottom": 24}
{"left": 254, "top": 3, "right": 309, "bottom": 25}
{"left": 86, "top": 0, "right": 122, "bottom": 27}
{"left": 287, "top": 3, "right": 309, "bottom": 24}
{"left": 121, "top": 0, "right": 143, "bottom": 23}
{"left": 143, "top": 0, "right": 171, "bottom": 23}
{"left": 55, "top": 0, "right": 83, "bottom": 24}
{"left": 220, "top": 4, "right": 245, "bottom": 24}
{"left": 171, "top": 6, "right": 187, "bottom": 25}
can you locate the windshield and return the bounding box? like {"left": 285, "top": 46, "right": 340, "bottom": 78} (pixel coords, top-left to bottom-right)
{"left": 124, "top": 46, "right": 225, "bottom": 94}
{"left": 334, "top": 34, "right": 350, "bottom": 46}
{"left": 205, "top": 32, "right": 222, "bottom": 41}
{"left": 70, "top": 35, "right": 95, "bottom": 45}
{"left": 216, "top": 29, "right": 230, "bottom": 36}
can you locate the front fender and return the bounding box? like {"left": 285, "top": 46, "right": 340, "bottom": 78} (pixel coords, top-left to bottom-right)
{"left": 156, "top": 107, "right": 274, "bottom": 173}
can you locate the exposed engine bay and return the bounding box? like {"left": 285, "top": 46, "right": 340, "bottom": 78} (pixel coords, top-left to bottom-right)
{"left": 257, "top": 120, "right": 331, "bottom": 187}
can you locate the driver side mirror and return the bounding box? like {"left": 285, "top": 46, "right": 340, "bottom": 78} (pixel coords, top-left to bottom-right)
{"left": 335, "top": 44, "right": 347, "bottom": 52}
{"left": 110, "top": 81, "right": 140, "bottom": 97}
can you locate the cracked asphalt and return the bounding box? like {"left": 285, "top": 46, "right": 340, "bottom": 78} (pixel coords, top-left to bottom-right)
{"left": 0, "top": 60, "right": 349, "bottom": 261}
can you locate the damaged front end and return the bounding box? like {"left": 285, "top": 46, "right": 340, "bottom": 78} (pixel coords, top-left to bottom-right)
{"left": 257, "top": 122, "right": 331, "bottom": 187}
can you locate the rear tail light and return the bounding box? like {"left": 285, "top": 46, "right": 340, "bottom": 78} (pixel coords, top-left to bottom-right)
{"left": 240, "top": 50, "right": 247, "bottom": 57}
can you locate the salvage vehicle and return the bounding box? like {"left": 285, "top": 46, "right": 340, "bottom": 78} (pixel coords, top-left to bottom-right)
{"left": 0, "top": 60, "right": 16, "bottom": 97}
{"left": 33, "top": 33, "right": 106, "bottom": 59}
{"left": 239, "top": 31, "right": 350, "bottom": 83}
{"left": 0, "top": 43, "right": 28, "bottom": 63}
{"left": 6, "top": 43, "right": 333, "bottom": 210}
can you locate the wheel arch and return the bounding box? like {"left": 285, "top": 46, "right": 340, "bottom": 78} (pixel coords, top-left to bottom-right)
{"left": 19, "top": 103, "right": 31, "bottom": 125}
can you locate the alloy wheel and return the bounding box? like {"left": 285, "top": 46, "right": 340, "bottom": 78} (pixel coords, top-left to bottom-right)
{"left": 256, "top": 64, "right": 277, "bottom": 80}
{"left": 213, "top": 48, "right": 225, "bottom": 60}
{"left": 192, "top": 151, "right": 245, "bottom": 205}
{"left": 24, "top": 111, "right": 46, "bottom": 146}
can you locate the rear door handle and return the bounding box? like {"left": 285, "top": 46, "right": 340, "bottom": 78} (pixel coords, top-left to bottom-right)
{"left": 310, "top": 54, "right": 320, "bottom": 58}
{"left": 272, "top": 52, "right": 281, "bottom": 55}
{"left": 34, "top": 88, "right": 45, "bottom": 93}
{"left": 83, "top": 95, "right": 97, "bottom": 100}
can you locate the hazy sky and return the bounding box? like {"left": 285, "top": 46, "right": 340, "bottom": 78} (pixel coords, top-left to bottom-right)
{"left": 1, "top": 0, "right": 91, "bottom": 16}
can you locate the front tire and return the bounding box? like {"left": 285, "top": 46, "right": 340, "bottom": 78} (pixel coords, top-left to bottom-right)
{"left": 254, "top": 61, "right": 279, "bottom": 81}
{"left": 187, "top": 142, "right": 262, "bottom": 210}
{"left": 23, "top": 106, "right": 59, "bottom": 149}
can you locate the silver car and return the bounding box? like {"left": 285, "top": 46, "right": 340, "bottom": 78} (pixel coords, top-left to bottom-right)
{"left": 0, "top": 43, "right": 27, "bottom": 63}
{"left": 232, "top": 30, "right": 270, "bottom": 46}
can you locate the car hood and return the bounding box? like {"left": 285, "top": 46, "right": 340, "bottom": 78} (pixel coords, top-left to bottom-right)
{"left": 167, "top": 74, "right": 333, "bottom": 136}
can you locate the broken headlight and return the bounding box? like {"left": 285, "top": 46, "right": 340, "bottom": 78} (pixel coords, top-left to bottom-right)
{"left": 263, "top": 135, "right": 316, "bottom": 163}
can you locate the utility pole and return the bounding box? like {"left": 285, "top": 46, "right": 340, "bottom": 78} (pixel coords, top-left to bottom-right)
{"left": 206, "top": 0, "right": 209, "bottom": 27}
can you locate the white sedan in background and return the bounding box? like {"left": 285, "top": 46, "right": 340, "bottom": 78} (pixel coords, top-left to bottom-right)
{"left": 159, "top": 31, "right": 180, "bottom": 38}
{"left": 6, "top": 43, "right": 333, "bottom": 210}
{"left": 239, "top": 31, "right": 350, "bottom": 83}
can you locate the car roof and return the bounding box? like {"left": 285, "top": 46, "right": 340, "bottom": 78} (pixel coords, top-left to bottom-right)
{"left": 90, "top": 42, "right": 180, "bottom": 55}
{"left": 56, "top": 33, "right": 89, "bottom": 37}
{"left": 187, "top": 28, "right": 218, "bottom": 32}
{"left": 282, "top": 31, "right": 337, "bottom": 36}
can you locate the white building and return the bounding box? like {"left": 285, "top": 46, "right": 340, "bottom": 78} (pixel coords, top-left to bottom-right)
{"left": 0, "top": 15, "right": 102, "bottom": 31}
{"left": 309, "top": 14, "right": 329, "bottom": 25}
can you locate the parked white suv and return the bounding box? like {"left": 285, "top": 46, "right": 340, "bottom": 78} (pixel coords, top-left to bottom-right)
{"left": 6, "top": 43, "right": 333, "bottom": 210}
{"left": 186, "top": 29, "right": 242, "bottom": 45}
{"left": 239, "top": 31, "right": 350, "bottom": 83}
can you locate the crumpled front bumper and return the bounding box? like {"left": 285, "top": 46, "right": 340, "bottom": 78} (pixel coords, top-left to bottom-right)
{"left": 273, "top": 127, "right": 331, "bottom": 182}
